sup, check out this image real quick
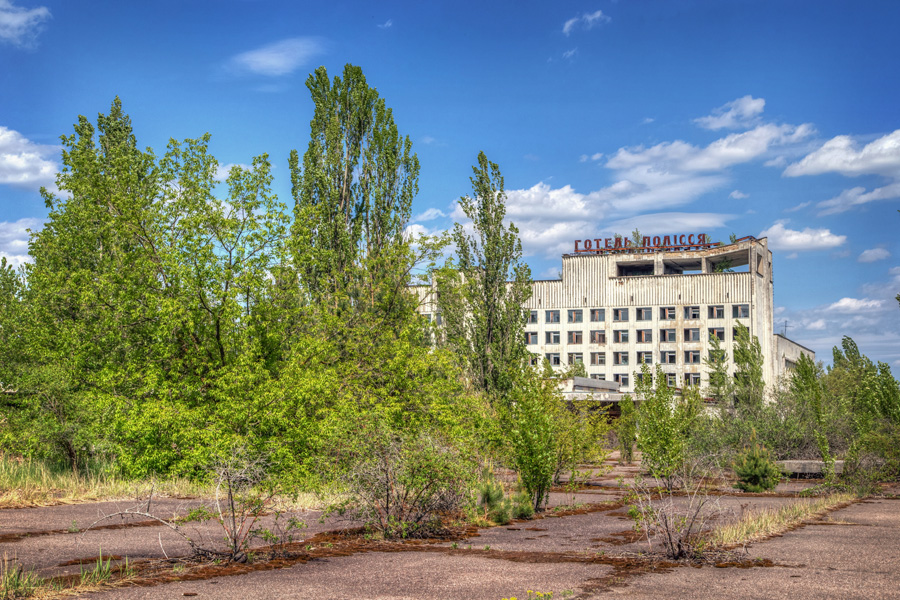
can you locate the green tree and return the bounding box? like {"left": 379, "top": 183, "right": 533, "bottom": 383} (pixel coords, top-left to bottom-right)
{"left": 617, "top": 394, "right": 637, "bottom": 464}
{"left": 733, "top": 322, "right": 765, "bottom": 406}
{"left": 437, "top": 152, "right": 532, "bottom": 402}
{"left": 506, "top": 368, "right": 557, "bottom": 511}
{"left": 289, "top": 63, "right": 420, "bottom": 323}
{"left": 635, "top": 364, "right": 698, "bottom": 490}
{"left": 704, "top": 332, "right": 733, "bottom": 403}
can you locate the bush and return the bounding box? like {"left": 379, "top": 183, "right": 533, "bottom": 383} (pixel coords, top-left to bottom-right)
{"left": 328, "top": 427, "right": 472, "bottom": 538}
{"left": 733, "top": 435, "right": 782, "bottom": 493}
{"left": 507, "top": 370, "right": 557, "bottom": 512}
{"left": 618, "top": 395, "right": 636, "bottom": 464}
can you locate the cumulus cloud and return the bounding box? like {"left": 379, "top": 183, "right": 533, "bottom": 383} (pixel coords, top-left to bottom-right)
{"left": 826, "top": 297, "right": 884, "bottom": 313}
{"left": 758, "top": 221, "right": 846, "bottom": 251}
{"left": 0, "top": 217, "right": 42, "bottom": 266}
{"left": 816, "top": 182, "right": 900, "bottom": 216}
{"left": 694, "top": 95, "right": 766, "bottom": 130}
{"left": 784, "top": 130, "right": 900, "bottom": 177}
{"left": 214, "top": 163, "right": 251, "bottom": 181}
{"left": 0, "top": 125, "right": 58, "bottom": 189}
{"left": 858, "top": 248, "right": 891, "bottom": 263}
{"left": 806, "top": 319, "right": 826, "bottom": 331}
{"left": 607, "top": 123, "right": 814, "bottom": 173}
{"left": 0, "top": 0, "right": 50, "bottom": 48}
{"left": 227, "top": 38, "right": 324, "bottom": 76}
{"left": 563, "top": 9, "right": 610, "bottom": 35}
{"left": 729, "top": 190, "right": 749, "bottom": 199}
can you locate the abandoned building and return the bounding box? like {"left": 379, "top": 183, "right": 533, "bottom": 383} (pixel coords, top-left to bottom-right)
{"left": 416, "top": 234, "right": 814, "bottom": 394}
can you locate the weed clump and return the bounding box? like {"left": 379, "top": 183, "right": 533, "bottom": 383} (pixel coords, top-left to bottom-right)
{"left": 733, "top": 434, "right": 782, "bottom": 493}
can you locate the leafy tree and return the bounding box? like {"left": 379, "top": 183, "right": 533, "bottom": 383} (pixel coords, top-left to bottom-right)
{"left": 437, "top": 152, "right": 531, "bottom": 402}
{"left": 704, "top": 332, "right": 732, "bottom": 403}
{"left": 733, "top": 322, "right": 765, "bottom": 406}
{"left": 506, "top": 368, "right": 557, "bottom": 511}
{"left": 289, "top": 63, "right": 421, "bottom": 323}
{"left": 635, "top": 364, "right": 699, "bottom": 490}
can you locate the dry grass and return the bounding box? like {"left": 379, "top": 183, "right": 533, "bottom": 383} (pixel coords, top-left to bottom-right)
{"left": 708, "top": 492, "right": 856, "bottom": 548}
{"left": 0, "top": 456, "right": 210, "bottom": 509}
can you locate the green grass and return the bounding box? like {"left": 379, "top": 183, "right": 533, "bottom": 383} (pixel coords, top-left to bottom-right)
{"left": 0, "top": 553, "right": 44, "bottom": 600}
{"left": 708, "top": 492, "right": 856, "bottom": 548}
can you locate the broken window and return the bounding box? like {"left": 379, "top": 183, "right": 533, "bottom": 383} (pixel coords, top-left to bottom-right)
{"left": 568, "top": 309, "right": 583, "bottom": 323}
{"left": 590, "top": 308, "right": 605, "bottom": 322}
{"left": 684, "top": 306, "right": 700, "bottom": 320}
{"left": 636, "top": 307, "right": 652, "bottom": 321}
{"left": 684, "top": 328, "right": 700, "bottom": 342}
{"left": 684, "top": 350, "right": 701, "bottom": 364}
{"left": 613, "top": 308, "right": 629, "bottom": 322}
{"left": 546, "top": 353, "right": 561, "bottom": 366}
{"left": 660, "top": 328, "right": 676, "bottom": 342}
{"left": 660, "top": 306, "right": 676, "bottom": 320}
{"left": 708, "top": 327, "right": 725, "bottom": 341}
{"left": 733, "top": 304, "right": 750, "bottom": 318}
{"left": 528, "top": 310, "right": 538, "bottom": 324}
{"left": 546, "top": 310, "right": 560, "bottom": 323}
{"left": 660, "top": 350, "right": 677, "bottom": 364}
{"left": 708, "top": 305, "right": 725, "bottom": 319}
{"left": 590, "top": 330, "right": 606, "bottom": 344}
{"left": 590, "top": 351, "right": 606, "bottom": 366}
{"left": 614, "top": 352, "right": 629, "bottom": 366}
{"left": 636, "top": 329, "right": 652, "bottom": 343}
{"left": 568, "top": 352, "right": 583, "bottom": 365}
{"left": 613, "top": 330, "right": 629, "bottom": 343}
{"left": 546, "top": 331, "right": 560, "bottom": 344}
{"left": 525, "top": 332, "right": 538, "bottom": 344}
{"left": 567, "top": 330, "right": 583, "bottom": 344}
{"left": 637, "top": 351, "right": 653, "bottom": 364}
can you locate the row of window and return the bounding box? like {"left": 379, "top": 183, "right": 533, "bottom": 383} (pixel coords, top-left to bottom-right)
{"left": 585, "top": 372, "right": 702, "bottom": 387}
{"left": 531, "top": 304, "right": 749, "bottom": 324}
{"left": 545, "top": 350, "right": 708, "bottom": 367}
{"left": 528, "top": 327, "right": 738, "bottom": 345}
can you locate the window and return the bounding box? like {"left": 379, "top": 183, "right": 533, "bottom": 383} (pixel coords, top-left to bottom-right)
{"left": 421, "top": 313, "right": 431, "bottom": 322}
{"left": 567, "top": 352, "right": 583, "bottom": 365}
{"left": 685, "top": 350, "right": 701, "bottom": 364}
{"left": 546, "top": 331, "right": 560, "bottom": 344}
{"left": 613, "top": 308, "right": 629, "bottom": 322}
{"left": 614, "top": 351, "right": 629, "bottom": 366}
{"left": 665, "top": 372, "right": 677, "bottom": 387}
{"left": 660, "top": 306, "right": 675, "bottom": 320}
{"left": 568, "top": 309, "right": 583, "bottom": 323}
{"left": 637, "top": 351, "right": 653, "bottom": 364}
{"left": 684, "top": 328, "right": 700, "bottom": 342}
{"left": 590, "top": 330, "right": 606, "bottom": 344}
{"left": 590, "top": 308, "right": 605, "bottom": 322}
{"left": 590, "top": 351, "right": 606, "bottom": 366}
{"left": 685, "top": 373, "right": 701, "bottom": 386}
{"left": 660, "top": 328, "right": 676, "bottom": 342}
{"left": 528, "top": 310, "right": 538, "bottom": 324}
{"left": 660, "top": 350, "right": 677, "bottom": 364}
{"left": 708, "top": 305, "right": 725, "bottom": 319}
{"left": 589, "top": 373, "right": 607, "bottom": 381}
{"left": 567, "top": 330, "right": 583, "bottom": 344}
{"left": 635, "top": 372, "right": 646, "bottom": 383}
{"left": 528, "top": 355, "right": 539, "bottom": 366}
{"left": 546, "top": 310, "right": 560, "bottom": 323}
{"left": 684, "top": 306, "right": 700, "bottom": 320}
{"left": 525, "top": 332, "right": 538, "bottom": 344}
{"left": 436, "top": 314, "right": 443, "bottom": 325}
{"left": 614, "top": 373, "right": 630, "bottom": 387}
{"left": 733, "top": 304, "right": 750, "bottom": 318}
{"left": 613, "top": 330, "right": 629, "bottom": 343}
{"left": 708, "top": 327, "right": 725, "bottom": 341}
{"left": 708, "top": 348, "right": 726, "bottom": 364}
{"left": 636, "top": 329, "right": 652, "bottom": 343}
{"left": 545, "top": 353, "right": 561, "bottom": 366}
{"left": 636, "top": 307, "right": 652, "bottom": 321}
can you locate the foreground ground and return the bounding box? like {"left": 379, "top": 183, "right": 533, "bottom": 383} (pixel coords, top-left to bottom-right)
{"left": 2, "top": 458, "right": 897, "bottom": 599}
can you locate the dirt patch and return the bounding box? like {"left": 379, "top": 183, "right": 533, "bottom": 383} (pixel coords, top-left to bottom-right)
{"left": 0, "top": 517, "right": 163, "bottom": 543}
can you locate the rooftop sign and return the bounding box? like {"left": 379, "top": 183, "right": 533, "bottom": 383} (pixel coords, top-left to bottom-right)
{"left": 574, "top": 233, "right": 714, "bottom": 254}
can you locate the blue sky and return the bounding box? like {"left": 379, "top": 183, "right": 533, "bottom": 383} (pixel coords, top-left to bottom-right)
{"left": 1, "top": 0, "right": 898, "bottom": 368}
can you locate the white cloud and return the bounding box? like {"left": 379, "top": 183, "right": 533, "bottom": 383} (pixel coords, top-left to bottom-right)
{"left": 421, "top": 136, "right": 436, "bottom": 145}
{"left": 694, "top": 95, "right": 766, "bottom": 131}
{"left": 377, "top": 19, "right": 392, "bottom": 29}
{"left": 806, "top": 319, "right": 826, "bottom": 331}
{"left": 563, "top": 9, "right": 610, "bottom": 36}
{"left": 758, "top": 221, "right": 846, "bottom": 251}
{"left": 0, "top": 0, "right": 50, "bottom": 48}
{"left": 858, "top": 248, "right": 891, "bottom": 263}
{"left": 562, "top": 48, "right": 577, "bottom": 59}
{"left": 641, "top": 117, "right": 655, "bottom": 125}
{"left": 0, "top": 217, "right": 42, "bottom": 266}
{"left": 784, "top": 130, "right": 900, "bottom": 177}
{"left": 826, "top": 297, "right": 884, "bottom": 313}
{"left": 816, "top": 182, "right": 900, "bottom": 216}
{"left": 607, "top": 123, "right": 814, "bottom": 173}
{"left": 227, "top": 38, "right": 324, "bottom": 76}
{"left": 412, "top": 208, "right": 446, "bottom": 223}
{"left": 784, "top": 201, "right": 811, "bottom": 213}
{"left": 729, "top": 190, "right": 748, "bottom": 199}
{"left": 0, "top": 125, "right": 57, "bottom": 189}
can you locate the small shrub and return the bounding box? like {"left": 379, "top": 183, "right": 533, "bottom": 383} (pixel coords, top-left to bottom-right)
{"left": 733, "top": 436, "right": 782, "bottom": 493}
{"left": 511, "top": 490, "right": 535, "bottom": 519}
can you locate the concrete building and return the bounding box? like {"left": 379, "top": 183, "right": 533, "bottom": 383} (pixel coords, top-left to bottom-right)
{"left": 417, "top": 234, "right": 813, "bottom": 395}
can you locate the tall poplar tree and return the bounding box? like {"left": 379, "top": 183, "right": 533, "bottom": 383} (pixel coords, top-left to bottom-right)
{"left": 438, "top": 152, "right": 531, "bottom": 402}
{"left": 289, "top": 64, "right": 420, "bottom": 323}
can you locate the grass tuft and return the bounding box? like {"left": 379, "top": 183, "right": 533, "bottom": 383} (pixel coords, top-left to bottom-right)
{"left": 708, "top": 492, "right": 855, "bottom": 548}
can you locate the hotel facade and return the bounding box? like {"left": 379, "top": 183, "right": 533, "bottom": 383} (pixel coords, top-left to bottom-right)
{"left": 418, "top": 234, "right": 813, "bottom": 394}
